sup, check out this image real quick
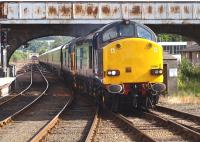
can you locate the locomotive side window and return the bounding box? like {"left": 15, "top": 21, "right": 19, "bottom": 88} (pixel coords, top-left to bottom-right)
{"left": 82, "top": 43, "right": 90, "bottom": 69}
{"left": 137, "top": 26, "right": 152, "bottom": 40}
{"left": 89, "top": 45, "right": 93, "bottom": 69}
{"left": 119, "top": 24, "right": 134, "bottom": 37}
{"left": 103, "top": 27, "right": 118, "bottom": 42}
{"left": 80, "top": 47, "right": 83, "bottom": 69}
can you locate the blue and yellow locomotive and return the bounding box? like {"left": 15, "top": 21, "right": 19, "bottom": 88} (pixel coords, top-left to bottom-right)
{"left": 39, "top": 20, "right": 165, "bottom": 111}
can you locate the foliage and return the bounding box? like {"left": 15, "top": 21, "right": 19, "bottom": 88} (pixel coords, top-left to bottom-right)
{"left": 27, "top": 40, "right": 49, "bottom": 55}
{"left": 178, "top": 58, "right": 200, "bottom": 97}
{"left": 158, "top": 34, "right": 188, "bottom": 42}
{"left": 50, "top": 36, "right": 73, "bottom": 49}
{"left": 178, "top": 79, "right": 200, "bottom": 97}
{"left": 25, "top": 36, "right": 74, "bottom": 55}
{"left": 10, "top": 50, "right": 27, "bottom": 62}
{"left": 179, "top": 58, "right": 200, "bottom": 81}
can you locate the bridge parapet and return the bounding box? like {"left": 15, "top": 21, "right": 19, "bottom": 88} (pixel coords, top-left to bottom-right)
{"left": 0, "top": 1, "right": 200, "bottom": 24}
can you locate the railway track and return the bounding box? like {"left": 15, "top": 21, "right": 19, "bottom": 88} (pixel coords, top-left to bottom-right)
{"left": 0, "top": 65, "right": 34, "bottom": 127}
{"left": 0, "top": 64, "right": 72, "bottom": 142}
{"left": 32, "top": 94, "right": 96, "bottom": 142}
{"left": 122, "top": 110, "right": 200, "bottom": 142}
{"left": 86, "top": 108, "right": 155, "bottom": 142}
{"left": 0, "top": 64, "right": 33, "bottom": 105}
{"left": 150, "top": 105, "right": 200, "bottom": 133}
{"left": 0, "top": 64, "right": 42, "bottom": 127}
{"left": 0, "top": 66, "right": 48, "bottom": 127}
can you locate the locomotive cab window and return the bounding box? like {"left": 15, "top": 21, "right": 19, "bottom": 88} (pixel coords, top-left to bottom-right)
{"left": 136, "top": 26, "right": 152, "bottom": 40}
{"left": 103, "top": 27, "right": 118, "bottom": 42}
{"left": 102, "top": 23, "right": 135, "bottom": 43}
{"left": 119, "top": 24, "right": 134, "bottom": 37}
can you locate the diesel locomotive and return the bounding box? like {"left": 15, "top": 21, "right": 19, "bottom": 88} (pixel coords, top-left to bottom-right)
{"left": 39, "top": 20, "right": 166, "bottom": 111}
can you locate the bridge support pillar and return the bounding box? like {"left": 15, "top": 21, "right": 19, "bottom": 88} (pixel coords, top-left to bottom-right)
{"left": 3, "top": 48, "right": 8, "bottom": 77}
{"left": 0, "top": 24, "right": 4, "bottom": 77}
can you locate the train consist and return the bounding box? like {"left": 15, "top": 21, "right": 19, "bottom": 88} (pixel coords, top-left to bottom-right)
{"left": 39, "top": 20, "right": 166, "bottom": 111}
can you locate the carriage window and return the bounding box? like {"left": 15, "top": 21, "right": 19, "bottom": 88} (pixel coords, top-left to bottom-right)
{"left": 103, "top": 27, "right": 117, "bottom": 42}
{"left": 137, "top": 26, "right": 152, "bottom": 40}
{"left": 76, "top": 47, "right": 81, "bottom": 69}
{"left": 119, "top": 24, "right": 134, "bottom": 37}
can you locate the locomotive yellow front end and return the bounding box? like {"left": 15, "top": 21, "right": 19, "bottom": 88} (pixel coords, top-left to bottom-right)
{"left": 102, "top": 38, "right": 165, "bottom": 110}
{"left": 103, "top": 38, "right": 163, "bottom": 85}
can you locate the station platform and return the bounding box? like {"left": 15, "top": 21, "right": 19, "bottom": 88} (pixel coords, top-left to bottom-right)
{"left": 0, "top": 77, "right": 15, "bottom": 97}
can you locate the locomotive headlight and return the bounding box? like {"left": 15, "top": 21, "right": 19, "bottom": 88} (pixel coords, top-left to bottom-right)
{"left": 151, "top": 69, "right": 163, "bottom": 75}
{"left": 112, "top": 71, "right": 116, "bottom": 75}
{"left": 107, "top": 70, "right": 120, "bottom": 76}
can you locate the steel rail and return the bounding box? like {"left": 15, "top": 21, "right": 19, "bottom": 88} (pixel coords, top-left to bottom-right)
{"left": 152, "top": 105, "right": 200, "bottom": 133}
{"left": 15, "top": 64, "right": 31, "bottom": 78}
{"left": 0, "top": 64, "right": 33, "bottom": 106}
{"left": 29, "top": 96, "right": 74, "bottom": 142}
{"left": 114, "top": 113, "right": 156, "bottom": 142}
{"left": 86, "top": 105, "right": 156, "bottom": 142}
{"left": 0, "top": 64, "right": 32, "bottom": 102}
{"left": 156, "top": 105, "right": 200, "bottom": 121}
{"left": 85, "top": 108, "right": 99, "bottom": 142}
{"left": 145, "top": 111, "right": 200, "bottom": 141}
{"left": 0, "top": 64, "right": 49, "bottom": 127}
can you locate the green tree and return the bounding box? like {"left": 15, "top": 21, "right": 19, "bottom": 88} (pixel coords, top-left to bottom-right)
{"left": 50, "top": 36, "right": 74, "bottom": 49}
{"left": 10, "top": 50, "right": 28, "bottom": 62}
{"left": 27, "top": 40, "right": 49, "bottom": 53}
{"left": 158, "top": 34, "right": 188, "bottom": 42}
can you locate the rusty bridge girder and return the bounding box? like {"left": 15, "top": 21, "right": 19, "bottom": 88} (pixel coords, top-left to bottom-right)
{"left": 0, "top": 1, "right": 200, "bottom": 24}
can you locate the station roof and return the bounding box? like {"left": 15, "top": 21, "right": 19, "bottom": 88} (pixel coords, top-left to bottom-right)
{"left": 181, "top": 44, "right": 200, "bottom": 52}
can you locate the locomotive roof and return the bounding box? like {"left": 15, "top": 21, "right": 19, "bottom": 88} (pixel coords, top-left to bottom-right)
{"left": 77, "top": 20, "right": 156, "bottom": 42}
{"left": 77, "top": 20, "right": 129, "bottom": 41}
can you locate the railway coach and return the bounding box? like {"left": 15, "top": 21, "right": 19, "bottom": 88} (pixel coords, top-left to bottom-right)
{"left": 39, "top": 20, "right": 166, "bottom": 111}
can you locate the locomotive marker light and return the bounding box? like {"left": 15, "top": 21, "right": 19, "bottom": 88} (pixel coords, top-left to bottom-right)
{"left": 147, "top": 43, "right": 153, "bottom": 48}
{"left": 116, "top": 43, "right": 121, "bottom": 49}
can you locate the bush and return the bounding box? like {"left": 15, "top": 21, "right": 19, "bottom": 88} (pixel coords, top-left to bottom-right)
{"left": 179, "top": 58, "right": 200, "bottom": 82}
{"left": 178, "top": 58, "right": 200, "bottom": 97}
{"left": 10, "top": 50, "right": 27, "bottom": 62}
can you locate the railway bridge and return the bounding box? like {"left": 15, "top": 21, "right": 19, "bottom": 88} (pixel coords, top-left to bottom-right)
{"left": 1, "top": 1, "right": 200, "bottom": 76}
